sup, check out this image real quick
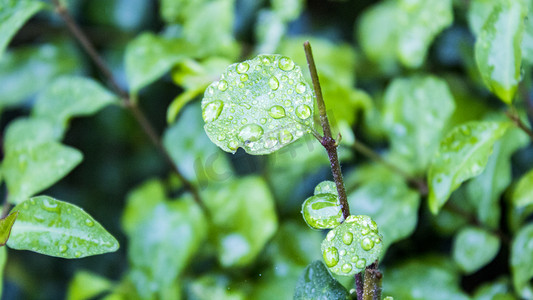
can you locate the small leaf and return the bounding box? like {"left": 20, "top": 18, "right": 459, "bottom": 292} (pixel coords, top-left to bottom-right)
{"left": 3, "top": 117, "right": 57, "bottom": 150}
{"left": 0, "top": 0, "right": 47, "bottom": 59}
{"left": 473, "top": 277, "right": 515, "bottom": 300}
{"left": 511, "top": 223, "right": 533, "bottom": 298}
{"left": 452, "top": 226, "right": 500, "bottom": 274}
{"left": 428, "top": 121, "right": 510, "bottom": 214}
{"left": 202, "top": 54, "right": 314, "bottom": 155}
{"left": 301, "top": 194, "right": 343, "bottom": 230}
{"left": 475, "top": 0, "right": 526, "bottom": 104}
{"left": 293, "top": 260, "right": 350, "bottom": 300}
{"left": 32, "top": 76, "right": 119, "bottom": 136}
{"left": 3, "top": 141, "right": 83, "bottom": 205}
{"left": 7, "top": 196, "right": 119, "bottom": 258}
{"left": 321, "top": 215, "right": 382, "bottom": 276}
{"left": 382, "top": 75, "right": 455, "bottom": 174}
{"left": 0, "top": 211, "right": 18, "bottom": 246}
{"left": 67, "top": 270, "right": 113, "bottom": 300}
{"left": 314, "top": 180, "right": 338, "bottom": 196}
{"left": 512, "top": 168, "right": 533, "bottom": 209}
{"left": 125, "top": 32, "right": 191, "bottom": 94}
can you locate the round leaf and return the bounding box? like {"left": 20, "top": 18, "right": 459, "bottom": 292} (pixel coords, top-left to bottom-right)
{"left": 201, "top": 54, "right": 314, "bottom": 155}
{"left": 314, "top": 180, "right": 338, "bottom": 196}
{"left": 301, "top": 194, "right": 342, "bottom": 230}
{"left": 294, "top": 260, "right": 350, "bottom": 300}
{"left": 511, "top": 223, "right": 533, "bottom": 298}
{"left": 452, "top": 226, "right": 500, "bottom": 274}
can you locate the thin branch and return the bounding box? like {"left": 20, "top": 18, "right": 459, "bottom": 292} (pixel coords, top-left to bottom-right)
{"left": 506, "top": 110, "right": 533, "bottom": 141}
{"left": 51, "top": 0, "right": 206, "bottom": 213}
{"left": 363, "top": 262, "right": 382, "bottom": 300}
{"left": 304, "top": 41, "right": 350, "bottom": 220}
{"left": 355, "top": 273, "right": 364, "bottom": 300}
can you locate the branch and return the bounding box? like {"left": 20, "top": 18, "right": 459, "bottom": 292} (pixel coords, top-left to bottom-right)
{"left": 363, "top": 262, "right": 382, "bottom": 300}
{"left": 506, "top": 110, "right": 533, "bottom": 141}
{"left": 51, "top": 0, "right": 207, "bottom": 213}
{"left": 303, "top": 41, "right": 350, "bottom": 220}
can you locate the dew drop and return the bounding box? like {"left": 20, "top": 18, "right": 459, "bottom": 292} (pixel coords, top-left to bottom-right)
{"left": 361, "top": 237, "right": 374, "bottom": 251}
{"left": 265, "top": 137, "right": 279, "bottom": 148}
{"left": 295, "top": 104, "right": 311, "bottom": 119}
{"left": 238, "top": 124, "right": 264, "bottom": 143}
{"left": 343, "top": 232, "right": 353, "bottom": 245}
{"left": 339, "top": 249, "right": 346, "bottom": 256}
{"left": 241, "top": 118, "right": 248, "bottom": 124}
{"left": 284, "top": 100, "right": 292, "bottom": 107}
{"left": 260, "top": 118, "right": 267, "bottom": 124}
{"left": 217, "top": 134, "right": 226, "bottom": 141}
{"left": 240, "top": 74, "right": 249, "bottom": 82}
{"left": 42, "top": 199, "right": 60, "bottom": 213}
{"left": 59, "top": 245, "right": 68, "bottom": 253}
{"left": 206, "top": 86, "right": 214, "bottom": 95}
{"left": 268, "top": 105, "right": 286, "bottom": 119}
{"left": 22, "top": 203, "right": 29, "bottom": 209}
{"left": 85, "top": 219, "right": 94, "bottom": 227}
{"left": 74, "top": 251, "right": 82, "bottom": 258}
{"left": 34, "top": 214, "right": 45, "bottom": 222}
{"left": 326, "top": 230, "right": 336, "bottom": 241}
{"left": 361, "top": 228, "right": 370, "bottom": 235}
{"left": 236, "top": 62, "right": 249, "bottom": 74}
{"left": 218, "top": 80, "right": 228, "bottom": 91}
{"left": 228, "top": 140, "right": 239, "bottom": 151}
{"left": 323, "top": 247, "right": 339, "bottom": 267}
{"left": 278, "top": 56, "right": 295, "bottom": 71}
{"left": 268, "top": 76, "right": 279, "bottom": 90}
{"left": 295, "top": 82, "right": 306, "bottom": 94}
{"left": 202, "top": 100, "right": 224, "bottom": 123}
{"left": 351, "top": 255, "right": 359, "bottom": 263}
{"left": 341, "top": 263, "right": 353, "bottom": 273}
{"left": 345, "top": 216, "right": 357, "bottom": 223}
{"left": 279, "top": 129, "right": 293, "bottom": 144}
{"left": 356, "top": 258, "right": 366, "bottom": 269}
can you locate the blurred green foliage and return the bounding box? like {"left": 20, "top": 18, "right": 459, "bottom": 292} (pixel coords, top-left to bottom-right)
{"left": 0, "top": 0, "right": 532, "bottom": 299}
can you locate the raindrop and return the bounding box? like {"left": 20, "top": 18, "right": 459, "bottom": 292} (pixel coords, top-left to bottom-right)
{"left": 361, "top": 237, "right": 374, "bottom": 251}
{"left": 202, "top": 100, "right": 224, "bottom": 123}
{"left": 342, "top": 232, "right": 353, "bottom": 245}
{"left": 356, "top": 258, "right": 366, "bottom": 269}
{"left": 278, "top": 56, "right": 295, "bottom": 71}
{"left": 279, "top": 129, "right": 293, "bottom": 144}
{"left": 351, "top": 255, "right": 359, "bottom": 263}
{"left": 228, "top": 140, "right": 239, "bottom": 151}
{"left": 326, "top": 230, "right": 336, "bottom": 241}
{"left": 236, "top": 62, "right": 249, "bottom": 74}
{"left": 240, "top": 74, "right": 249, "bottom": 82}
{"left": 218, "top": 80, "right": 228, "bottom": 91}
{"left": 268, "top": 105, "right": 286, "bottom": 119}
{"left": 85, "top": 219, "right": 94, "bottom": 227}
{"left": 295, "top": 82, "right": 306, "bottom": 94}
{"left": 260, "top": 118, "right": 267, "bottom": 124}
{"left": 339, "top": 249, "right": 346, "bottom": 256}
{"left": 295, "top": 104, "right": 311, "bottom": 119}
{"left": 59, "top": 245, "right": 68, "bottom": 253}
{"left": 341, "top": 263, "right": 353, "bottom": 273}
{"left": 345, "top": 216, "right": 357, "bottom": 223}
{"left": 238, "top": 124, "right": 264, "bottom": 143}
{"left": 42, "top": 199, "right": 60, "bottom": 213}
{"left": 269, "top": 76, "right": 279, "bottom": 90}
{"left": 265, "top": 137, "right": 279, "bottom": 148}
{"left": 323, "top": 247, "right": 339, "bottom": 267}
{"left": 74, "top": 251, "right": 82, "bottom": 258}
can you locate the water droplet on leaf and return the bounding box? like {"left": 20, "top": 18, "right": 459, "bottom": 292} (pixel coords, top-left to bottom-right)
{"left": 361, "top": 238, "right": 374, "bottom": 251}
{"left": 237, "top": 124, "right": 264, "bottom": 143}
{"left": 268, "top": 76, "right": 279, "bottom": 90}
{"left": 341, "top": 263, "right": 353, "bottom": 273}
{"left": 236, "top": 62, "right": 249, "bottom": 73}
{"left": 323, "top": 247, "right": 339, "bottom": 267}
{"left": 295, "top": 104, "right": 311, "bottom": 119}
{"left": 343, "top": 232, "right": 353, "bottom": 245}
{"left": 268, "top": 105, "right": 286, "bottom": 119}
{"left": 218, "top": 80, "right": 228, "bottom": 91}
{"left": 202, "top": 100, "right": 224, "bottom": 123}
{"left": 278, "top": 56, "right": 295, "bottom": 71}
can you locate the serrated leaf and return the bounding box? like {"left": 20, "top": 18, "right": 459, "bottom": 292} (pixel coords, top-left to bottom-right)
{"left": 452, "top": 226, "right": 500, "bottom": 274}
{"left": 383, "top": 75, "right": 455, "bottom": 174}
{"left": 428, "top": 121, "right": 510, "bottom": 214}
{"left": 7, "top": 196, "right": 119, "bottom": 258}
{"left": 382, "top": 256, "right": 469, "bottom": 300}
{"left": 466, "top": 126, "right": 529, "bottom": 228}
{"left": 294, "top": 260, "right": 350, "bottom": 300}
{"left": 163, "top": 103, "right": 234, "bottom": 185}
{"left": 510, "top": 223, "right": 533, "bottom": 298}
{"left": 125, "top": 32, "right": 192, "bottom": 94}
{"left": 3, "top": 141, "right": 83, "bottom": 205}
{"left": 0, "top": 0, "right": 47, "bottom": 59}
{"left": 0, "top": 41, "right": 84, "bottom": 110}
{"left": 321, "top": 215, "right": 383, "bottom": 276}
{"left": 202, "top": 176, "right": 278, "bottom": 267}
{"left": 0, "top": 211, "right": 18, "bottom": 246}
{"left": 475, "top": 0, "right": 525, "bottom": 104}
{"left": 512, "top": 168, "right": 533, "bottom": 209}
{"left": 32, "top": 76, "right": 119, "bottom": 137}
{"left": 67, "top": 270, "right": 113, "bottom": 300}
{"left": 202, "top": 54, "right": 314, "bottom": 155}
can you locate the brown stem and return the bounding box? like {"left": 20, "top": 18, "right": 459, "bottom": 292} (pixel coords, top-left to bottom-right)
{"left": 362, "top": 262, "right": 382, "bottom": 300}
{"left": 355, "top": 273, "right": 364, "bottom": 300}
{"left": 51, "top": 0, "right": 206, "bottom": 212}
{"left": 505, "top": 110, "right": 533, "bottom": 141}
{"left": 303, "top": 41, "right": 350, "bottom": 220}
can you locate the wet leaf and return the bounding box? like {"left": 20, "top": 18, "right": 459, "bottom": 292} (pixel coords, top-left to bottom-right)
{"left": 301, "top": 193, "right": 343, "bottom": 230}
{"left": 428, "top": 121, "right": 510, "bottom": 214}
{"left": 452, "top": 226, "right": 500, "bottom": 274}
{"left": 0, "top": 211, "right": 18, "bottom": 246}
{"left": 475, "top": 0, "right": 526, "bottom": 104}
{"left": 201, "top": 54, "right": 314, "bottom": 155}
{"left": 293, "top": 260, "right": 350, "bottom": 300}
{"left": 321, "top": 215, "right": 382, "bottom": 276}
{"left": 0, "top": 0, "right": 46, "bottom": 59}
{"left": 7, "top": 196, "right": 119, "bottom": 258}
{"left": 510, "top": 223, "right": 533, "bottom": 298}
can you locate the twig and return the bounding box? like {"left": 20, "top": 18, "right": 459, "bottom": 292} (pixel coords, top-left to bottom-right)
{"left": 303, "top": 41, "right": 350, "bottom": 220}
{"left": 51, "top": 0, "right": 207, "bottom": 213}
{"left": 355, "top": 273, "right": 364, "bottom": 300}
{"left": 505, "top": 110, "right": 533, "bottom": 141}
{"left": 362, "top": 262, "right": 382, "bottom": 300}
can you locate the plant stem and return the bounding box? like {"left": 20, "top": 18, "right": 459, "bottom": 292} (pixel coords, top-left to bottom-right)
{"left": 362, "top": 262, "right": 382, "bottom": 300}
{"left": 51, "top": 0, "right": 206, "bottom": 212}
{"left": 303, "top": 41, "right": 350, "bottom": 220}
{"left": 506, "top": 110, "right": 533, "bottom": 141}
{"left": 355, "top": 273, "right": 364, "bottom": 300}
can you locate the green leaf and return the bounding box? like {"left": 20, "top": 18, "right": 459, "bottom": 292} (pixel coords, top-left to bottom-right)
{"left": 522, "top": 3, "right": 533, "bottom": 63}
{"left": 3, "top": 140, "right": 83, "bottom": 205}
{"left": 125, "top": 32, "right": 191, "bottom": 94}
{"left": 301, "top": 193, "right": 343, "bottom": 230}
{"left": 321, "top": 215, "right": 383, "bottom": 276}
{"left": 255, "top": 10, "right": 285, "bottom": 54}
{"left": 201, "top": 54, "right": 314, "bottom": 155}
{"left": 123, "top": 180, "right": 207, "bottom": 294}
{"left": 511, "top": 223, "right": 533, "bottom": 298}
{"left": 67, "top": 270, "right": 113, "bottom": 300}
{"left": 452, "top": 226, "right": 500, "bottom": 274}
{"left": 383, "top": 256, "right": 469, "bottom": 300}
{"left": 186, "top": 274, "right": 247, "bottom": 300}
{"left": 202, "top": 176, "right": 278, "bottom": 267}
{"left": 475, "top": 0, "right": 526, "bottom": 104}
{"left": 0, "top": 41, "right": 84, "bottom": 110}
{"left": 314, "top": 180, "right": 337, "bottom": 196}
{"left": 163, "top": 103, "right": 234, "bottom": 185}
{"left": 347, "top": 165, "right": 420, "bottom": 255}
{"left": 32, "top": 76, "right": 119, "bottom": 137}
{"left": 293, "top": 260, "right": 350, "bottom": 300}
{"left": 0, "top": 247, "right": 6, "bottom": 297}
{"left": 3, "top": 117, "right": 57, "bottom": 150}
{"left": 468, "top": 0, "right": 503, "bottom": 36}
{"left": 383, "top": 75, "right": 455, "bottom": 174}
{"left": 473, "top": 277, "right": 515, "bottom": 300}
{"left": 466, "top": 126, "right": 529, "bottom": 227}
{"left": 0, "top": 0, "right": 47, "bottom": 59}
{"left": 0, "top": 211, "right": 18, "bottom": 246}
{"left": 427, "top": 121, "right": 510, "bottom": 214}
{"left": 7, "top": 196, "right": 119, "bottom": 258}
{"left": 271, "top": 0, "right": 304, "bottom": 22}
{"left": 512, "top": 168, "right": 533, "bottom": 209}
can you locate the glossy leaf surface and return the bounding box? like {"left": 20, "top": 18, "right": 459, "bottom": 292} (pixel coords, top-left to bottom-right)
{"left": 512, "top": 168, "right": 533, "bottom": 209}
{"left": 7, "top": 196, "right": 119, "bottom": 258}
{"left": 293, "top": 260, "right": 350, "bottom": 300}
{"left": 452, "top": 226, "right": 500, "bottom": 274}
{"left": 0, "top": 212, "right": 18, "bottom": 246}
{"left": 301, "top": 194, "right": 343, "bottom": 230}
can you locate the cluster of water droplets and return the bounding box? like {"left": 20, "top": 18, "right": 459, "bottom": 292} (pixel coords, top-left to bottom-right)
{"left": 201, "top": 54, "right": 315, "bottom": 155}
{"left": 320, "top": 215, "right": 383, "bottom": 276}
